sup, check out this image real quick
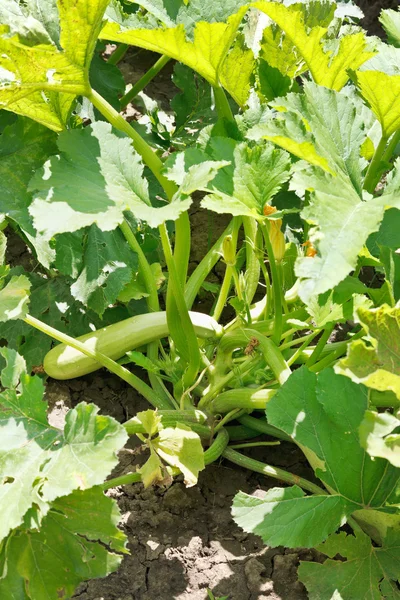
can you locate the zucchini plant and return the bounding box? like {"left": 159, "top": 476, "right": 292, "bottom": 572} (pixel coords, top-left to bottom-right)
{"left": 0, "top": 0, "right": 400, "bottom": 598}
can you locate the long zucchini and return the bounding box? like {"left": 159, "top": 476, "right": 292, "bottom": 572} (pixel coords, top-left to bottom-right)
{"left": 44, "top": 311, "right": 223, "bottom": 380}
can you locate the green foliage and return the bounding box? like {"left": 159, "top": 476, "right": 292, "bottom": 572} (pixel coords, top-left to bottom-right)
{"left": 0, "top": 0, "right": 399, "bottom": 596}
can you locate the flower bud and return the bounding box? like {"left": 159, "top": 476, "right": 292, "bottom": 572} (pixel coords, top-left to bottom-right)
{"left": 222, "top": 235, "right": 236, "bottom": 267}
{"left": 264, "top": 205, "right": 285, "bottom": 262}
{"left": 303, "top": 240, "right": 317, "bottom": 258}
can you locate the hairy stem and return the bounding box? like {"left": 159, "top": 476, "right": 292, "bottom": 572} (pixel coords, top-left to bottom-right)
{"left": 223, "top": 448, "right": 327, "bottom": 495}
{"left": 363, "top": 135, "right": 388, "bottom": 194}
{"left": 120, "top": 55, "right": 171, "bottom": 107}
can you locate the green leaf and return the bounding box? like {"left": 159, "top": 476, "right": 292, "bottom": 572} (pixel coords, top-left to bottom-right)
{"left": 354, "top": 46, "right": 400, "bottom": 138}
{"left": 0, "top": 0, "right": 57, "bottom": 45}
{"left": 100, "top": 8, "right": 249, "bottom": 103}
{"left": 118, "top": 262, "right": 164, "bottom": 303}
{"left": 220, "top": 33, "right": 255, "bottom": 107}
{"left": 232, "top": 486, "right": 350, "bottom": 548}
{"left": 201, "top": 141, "right": 291, "bottom": 218}
{"left": 254, "top": 1, "right": 374, "bottom": 91}
{"left": 0, "top": 487, "right": 128, "bottom": 600}
{"left": 359, "top": 410, "right": 400, "bottom": 468}
{"left": 30, "top": 121, "right": 189, "bottom": 235}
{"left": 89, "top": 53, "right": 125, "bottom": 111}
{"left": 0, "top": 0, "right": 110, "bottom": 130}
{"left": 171, "top": 63, "right": 215, "bottom": 136}
{"left": 0, "top": 117, "right": 57, "bottom": 266}
{"left": 154, "top": 424, "right": 205, "bottom": 487}
{"left": 140, "top": 448, "right": 163, "bottom": 488}
{"left": 250, "top": 82, "right": 388, "bottom": 303}
{"left": 0, "top": 356, "right": 128, "bottom": 542}
{"left": 0, "top": 274, "right": 31, "bottom": 321}
{"left": 299, "top": 529, "right": 400, "bottom": 600}
{"left": 380, "top": 8, "right": 400, "bottom": 47}
{"left": 167, "top": 137, "right": 291, "bottom": 219}
{"left": 266, "top": 367, "right": 400, "bottom": 508}
{"left": 70, "top": 225, "right": 138, "bottom": 317}
{"left": 336, "top": 305, "right": 400, "bottom": 400}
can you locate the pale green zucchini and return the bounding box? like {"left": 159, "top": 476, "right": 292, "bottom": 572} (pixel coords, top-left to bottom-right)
{"left": 44, "top": 311, "right": 223, "bottom": 380}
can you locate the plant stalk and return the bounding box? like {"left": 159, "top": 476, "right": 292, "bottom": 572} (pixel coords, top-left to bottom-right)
{"left": 223, "top": 448, "right": 327, "bottom": 495}
{"left": 120, "top": 55, "right": 171, "bottom": 108}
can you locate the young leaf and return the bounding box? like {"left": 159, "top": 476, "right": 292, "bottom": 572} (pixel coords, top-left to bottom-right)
{"left": 232, "top": 487, "right": 352, "bottom": 548}
{"left": 0, "top": 487, "right": 128, "bottom": 600}
{"left": 0, "top": 0, "right": 110, "bottom": 130}
{"left": 254, "top": 1, "right": 374, "bottom": 91}
{"left": 140, "top": 448, "right": 163, "bottom": 488}
{"left": 0, "top": 274, "right": 31, "bottom": 321}
{"left": 29, "top": 122, "right": 190, "bottom": 236}
{"left": 298, "top": 529, "right": 400, "bottom": 600}
{"left": 0, "top": 351, "right": 128, "bottom": 543}
{"left": 154, "top": 424, "right": 205, "bottom": 487}
{"left": 359, "top": 410, "right": 400, "bottom": 468}
{"left": 70, "top": 225, "right": 138, "bottom": 317}
{"left": 335, "top": 305, "right": 400, "bottom": 400}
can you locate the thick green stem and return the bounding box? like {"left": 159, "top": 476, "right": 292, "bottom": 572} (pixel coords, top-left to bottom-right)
{"left": 25, "top": 315, "right": 168, "bottom": 409}
{"left": 238, "top": 415, "right": 292, "bottom": 442}
{"left": 382, "top": 129, "right": 400, "bottom": 164}
{"left": 185, "top": 221, "right": 235, "bottom": 309}
{"left": 101, "top": 472, "right": 142, "bottom": 490}
{"left": 243, "top": 217, "right": 260, "bottom": 306}
{"left": 223, "top": 448, "right": 327, "bottom": 495}
{"left": 213, "top": 85, "right": 235, "bottom": 122}
{"left": 159, "top": 223, "right": 201, "bottom": 387}
{"left": 119, "top": 219, "right": 174, "bottom": 406}
{"left": 108, "top": 43, "right": 129, "bottom": 65}
{"left": 204, "top": 428, "right": 229, "bottom": 465}
{"left": 261, "top": 223, "right": 283, "bottom": 345}
{"left": 230, "top": 441, "right": 280, "bottom": 449}
{"left": 305, "top": 324, "right": 334, "bottom": 368}
{"left": 89, "top": 89, "right": 177, "bottom": 200}
{"left": 120, "top": 55, "right": 171, "bottom": 108}
{"left": 363, "top": 135, "right": 388, "bottom": 194}
{"left": 213, "top": 265, "right": 234, "bottom": 322}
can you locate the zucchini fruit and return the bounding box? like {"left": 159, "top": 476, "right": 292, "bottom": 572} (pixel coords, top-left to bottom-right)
{"left": 44, "top": 311, "right": 223, "bottom": 380}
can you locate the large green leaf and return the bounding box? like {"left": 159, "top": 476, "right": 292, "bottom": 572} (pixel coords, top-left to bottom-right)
{"left": 336, "top": 305, "right": 400, "bottom": 400}
{"left": 0, "top": 117, "right": 57, "bottom": 266}
{"left": 232, "top": 486, "right": 351, "bottom": 548}
{"left": 299, "top": 529, "right": 400, "bottom": 600}
{"left": 234, "top": 367, "right": 400, "bottom": 550}
{"left": 29, "top": 121, "right": 191, "bottom": 235}
{"left": 0, "top": 0, "right": 110, "bottom": 130}
{"left": 71, "top": 225, "right": 138, "bottom": 316}
{"left": 249, "top": 82, "right": 388, "bottom": 303}
{"left": 0, "top": 487, "right": 128, "bottom": 600}
{"left": 267, "top": 368, "right": 399, "bottom": 508}
{"left": 0, "top": 349, "right": 128, "bottom": 543}
{"left": 254, "top": 1, "right": 374, "bottom": 91}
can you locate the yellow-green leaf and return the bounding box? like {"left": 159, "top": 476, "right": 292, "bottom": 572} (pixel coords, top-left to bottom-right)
{"left": 100, "top": 8, "right": 248, "bottom": 102}
{"left": 154, "top": 424, "right": 205, "bottom": 487}
{"left": 254, "top": 1, "right": 374, "bottom": 91}
{"left": 354, "top": 71, "right": 400, "bottom": 138}
{"left": 0, "top": 0, "right": 110, "bottom": 130}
